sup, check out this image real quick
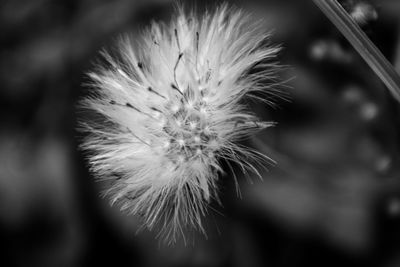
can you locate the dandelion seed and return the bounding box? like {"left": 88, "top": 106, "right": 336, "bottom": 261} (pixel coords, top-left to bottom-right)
{"left": 79, "top": 3, "right": 281, "bottom": 243}
{"left": 194, "top": 135, "right": 201, "bottom": 143}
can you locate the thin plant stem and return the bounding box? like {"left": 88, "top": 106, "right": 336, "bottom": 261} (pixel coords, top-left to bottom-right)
{"left": 312, "top": 0, "right": 400, "bottom": 103}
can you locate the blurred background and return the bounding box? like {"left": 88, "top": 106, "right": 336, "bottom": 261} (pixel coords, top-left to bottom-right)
{"left": 1, "top": 0, "right": 400, "bottom": 266}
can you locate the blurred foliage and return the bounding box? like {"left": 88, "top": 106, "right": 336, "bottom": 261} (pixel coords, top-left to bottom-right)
{"left": 1, "top": 0, "right": 400, "bottom": 266}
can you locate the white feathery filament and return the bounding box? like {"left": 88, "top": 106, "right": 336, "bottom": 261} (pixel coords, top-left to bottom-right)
{"left": 79, "top": 4, "right": 280, "bottom": 243}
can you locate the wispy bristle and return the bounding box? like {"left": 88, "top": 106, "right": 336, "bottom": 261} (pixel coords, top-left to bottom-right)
{"left": 79, "top": 3, "right": 280, "bottom": 244}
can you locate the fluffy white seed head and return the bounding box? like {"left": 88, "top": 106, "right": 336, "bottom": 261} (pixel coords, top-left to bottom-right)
{"left": 79, "top": 3, "right": 280, "bottom": 243}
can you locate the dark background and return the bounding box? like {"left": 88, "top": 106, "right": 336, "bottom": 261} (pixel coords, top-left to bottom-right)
{"left": 1, "top": 0, "right": 400, "bottom": 266}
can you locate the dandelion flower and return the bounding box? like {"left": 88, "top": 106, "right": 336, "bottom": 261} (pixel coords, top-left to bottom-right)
{"left": 79, "top": 3, "right": 280, "bottom": 243}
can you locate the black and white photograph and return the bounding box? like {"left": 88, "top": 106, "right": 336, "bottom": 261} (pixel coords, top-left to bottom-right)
{"left": 1, "top": 0, "right": 400, "bottom": 266}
